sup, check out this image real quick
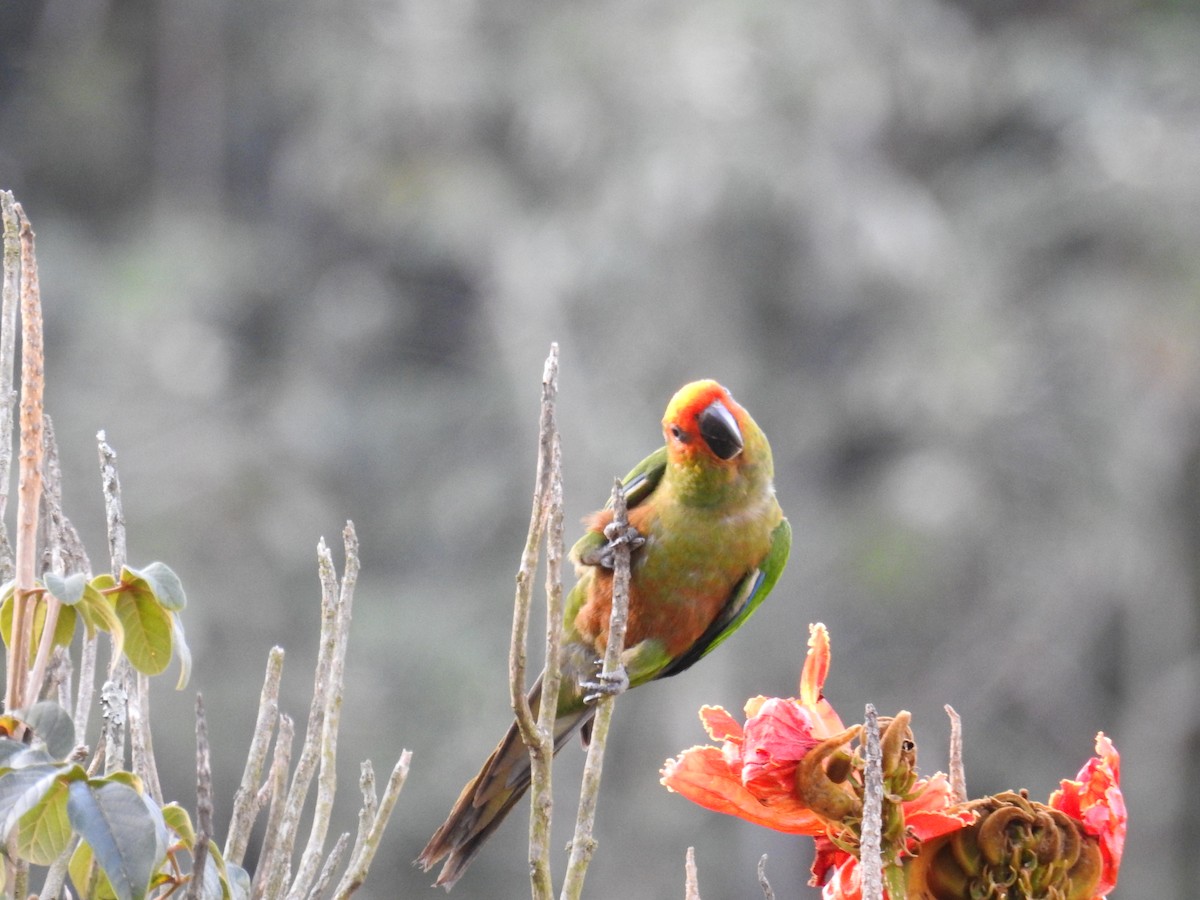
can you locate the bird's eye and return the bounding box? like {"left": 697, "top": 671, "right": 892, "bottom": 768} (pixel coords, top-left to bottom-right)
{"left": 670, "top": 424, "right": 685, "bottom": 441}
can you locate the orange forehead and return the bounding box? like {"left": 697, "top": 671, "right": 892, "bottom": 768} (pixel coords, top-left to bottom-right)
{"left": 662, "top": 379, "right": 735, "bottom": 429}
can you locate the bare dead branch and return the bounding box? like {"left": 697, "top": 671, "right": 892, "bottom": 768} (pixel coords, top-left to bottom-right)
{"left": 100, "top": 675, "right": 127, "bottom": 776}
{"left": 560, "top": 476, "right": 632, "bottom": 900}
{"left": 29, "top": 416, "right": 75, "bottom": 704}
{"left": 7, "top": 200, "right": 45, "bottom": 713}
{"left": 944, "top": 704, "right": 966, "bottom": 804}
{"left": 306, "top": 831, "right": 350, "bottom": 900}
{"left": 96, "top": 432, "right": 163, "bottom": 800}
{"left": 74, "top": 633, "right": 98, "bottom": 747}
{"left": 130, "top": 670, "right": 163, "bottom": 802}
{"left": 860, "top": 705, "right": 883, "bottom": 900}
{"left": 38, "top": 833, "right": 82, "bottom": 898}
{"left": 41, "top": 421, "right": 99, "bottom": 746}
{"left": 95, "top": 431, "right": 126, "bottom": 579}
{"left": 510, "top": 343, "right": 561, "bottom": 900}
{"left": 253, "top": 712, "right": 295, "bottom": 899}
{"left": 351, "top": 760, "right": 377, "bottom": 866}
{"left": 288, "top": 522, "right": 359, "bottom": 900}
{"left": 185, "top": 693, "right": 214, "bottom": 900}
{"left": 757, "top": 855, "right": 774, "bottom": 900}
{"left": 332, "top": 750, "right": 412, "bottom": 899}
{"left": 0, "top": 192, "right": 20, "bottom": 574}
{"left": 684, "top": 847, "right": 701, "bottom": 900}
{"left": 225, "top": 646, "right": 286, "bottom": 866}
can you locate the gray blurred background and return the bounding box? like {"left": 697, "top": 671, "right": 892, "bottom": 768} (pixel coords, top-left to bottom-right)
{"left": 1, "top": 0, "right": 1196, "bottom": 896}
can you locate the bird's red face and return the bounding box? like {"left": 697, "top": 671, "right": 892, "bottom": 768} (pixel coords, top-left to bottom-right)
{"left": 662, "top": 380, "right": 745, "bottom": 464}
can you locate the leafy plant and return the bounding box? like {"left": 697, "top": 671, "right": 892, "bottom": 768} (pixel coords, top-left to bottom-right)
{"left": 0, "top": 192, "right": 408, "bottom": 899}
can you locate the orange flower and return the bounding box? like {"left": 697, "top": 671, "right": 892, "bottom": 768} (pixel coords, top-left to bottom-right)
{"left": 660, "top": 623, "right": 844, "bottom": 833}
{"left": 662, "top": 623, "right": 1125, "bottom": 900}
{"left": 1049, "top": 732, "right": 1125, "bottom": 896}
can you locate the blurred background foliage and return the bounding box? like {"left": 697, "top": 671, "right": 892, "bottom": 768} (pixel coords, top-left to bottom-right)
{"left": 2, "top": 0, "right": 1198, "bottom": 896}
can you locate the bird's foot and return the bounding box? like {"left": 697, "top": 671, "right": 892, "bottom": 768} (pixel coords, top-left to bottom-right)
{"left": 581, "top": 522, "right": 645, "bottom": 569}
{"left": 580, "top": 663, "right": 630, "bottom": 704}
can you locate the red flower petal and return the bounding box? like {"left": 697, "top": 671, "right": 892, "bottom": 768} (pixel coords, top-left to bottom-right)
{"left": 801, "top": 623, "right": 831, "bottom": 707}
{"left": 698, "top": 705, "right": 743, "bottom": 743}
{"left": 810, "top": 835, "right": 851, "bottom": 888}
{"left": 661, "top": 745, "right": 828, "bottom": 834}
{"left": 903, "top": 773, "right": 976, "bottom": 842}
{"left": 740, "top": 698, "right": 821, "bottom": 794}
{"left": 820, "top": 856, "right": 866, "bottom": 900}
{"left": 1049, "top": 732, "right": 1125, "bottom": 896}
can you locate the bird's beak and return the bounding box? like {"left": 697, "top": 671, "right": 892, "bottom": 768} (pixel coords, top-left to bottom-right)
{"left": 698, "top": 400, "right": 743, "bottom": 461}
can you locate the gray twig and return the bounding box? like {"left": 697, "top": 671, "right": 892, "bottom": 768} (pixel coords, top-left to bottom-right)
{"left": 347, "top": 762, "right": 377, "bottom": 879}
{"left": 97, "top": 432, "right": 163, "bottom": 798}
{"left": 0, "top": 191, "right": 21, "bottom": 581}
{"left": 332, "top": 750, "right": 412, "bottom": 899}
{"left": 510, "top": 343, "right": 561, "bottom": 900}
{"left": 95, "top": 431, "right": 126, "bottom": 578}
{"left": 185, "top": 693, "right": 214, "bottom": 900}
{"left": 38, "top": 834, "right": 82, "bottom": 899}
{"left": 7, "top": 199, "right": 45, "bottom": 713}
{"left": 258, "top": 541, "right": 339, "bottom": 898}
{"left": 29, "top": 416, "right": 68, "bottom": 702}
{"left": 100, "top": 677, "right": 127, "bottom": 776}
{"left": 253, "top": 712, "right": 295, "bottom": 899}
{"left": 684, "top": 846, "right": 701, "bottom": 900}
{"left": 945, "top": 704, "right": 966, "bottom": 804}
{"left": 757, "top": 854, "right": 774, "bottom": 900}
{"left": 288, "top": 523, "right": 360, "bottom": 900}
{"left": 306, "top": 832, "right": 350, "bottom": 900}
{"left": 861, "top": 705, "right": 883, "bottom": 900}
{"left": 225, "top": 646, "right": 286, "bottom": 866}
{"left": 560, "top": 477, "right": 632, "bottom": 900}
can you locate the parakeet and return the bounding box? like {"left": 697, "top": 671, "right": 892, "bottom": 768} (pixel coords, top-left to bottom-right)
{"left": 418, "top": 379, "right": 791, "bottom": 889}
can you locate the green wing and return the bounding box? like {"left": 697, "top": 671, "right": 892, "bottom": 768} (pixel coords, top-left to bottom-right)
{"left": 608, "top": 445, "right": 667, "bottom": 509}
{"left": 657, "top": 517, "right": 792, "bottom": 680}
{"left": 568, "top": 445, "right": 667, "bottom": 564}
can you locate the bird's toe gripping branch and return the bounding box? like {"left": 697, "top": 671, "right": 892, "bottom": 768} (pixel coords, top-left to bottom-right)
{"left": 581, "top": 522, "right": 646, "bottom": 570}
{"left": 580, "top": 663, "right": 630, "bottom": 705}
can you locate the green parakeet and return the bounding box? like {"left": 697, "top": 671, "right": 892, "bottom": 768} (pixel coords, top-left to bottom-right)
{"left": 418, "top": 379, "right": 791, "bottom": 889}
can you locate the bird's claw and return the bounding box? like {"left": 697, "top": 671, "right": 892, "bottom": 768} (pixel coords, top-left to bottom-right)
{"left": 582, "top": 523, "right": 645, "bottom": 569}
{"left": 580, "top": 664, "right": 630, "bottom": 704}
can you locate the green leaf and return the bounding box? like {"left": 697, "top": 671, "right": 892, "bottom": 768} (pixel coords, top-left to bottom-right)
{"left": 133, "top": 562, "right": 186, "bottom": 612}
{"left": 67, "top": 778, "right": 163, "bottom": 900}
{"left": 141, "top": 789, "right": 171, "bottom": 871}
{"left": 0, "top": 741, "right": 55, "bottom": 770}
{"left": 49, "top": 603, "right": 77, "bottom": 649}
{"left": 112, "top": 577, "right": 173, "bottom": 676}
{"left": 1, "top": 584, "right": 77, "bottom": 662}
{"left": 225, "top": 861, "right": 251, "bottom": 900}
{"left": 104, "top": 770, "right": 145, "bottom": 794}
{"left": 198, "top": 840, "right": 229, "bottom": 900}
{"left": 44, "top": 572, "right": 88, "bottom": 605}
{"left": 78, "top": 581, "right": 125, "bottom": 657}
{"left": 16, "top": 601, "right": 77, "bottom": 666}
{"left": 171, "top": 612, "right": 192, "bottom": 690}
{"left": 69, "top": 839, "right": 119, "bottom": 900}
{"left": 20, "top": 701, "right": 76, "bottom": 761}
{"left": 0, "top": 588, "right": 13, "bottom": 650}
{"left": 0, "top": 581, "right": 13, "bottom": 649}
{"left": 17, "top": 767, "right": 83, "bottom": 865}
{"left": 161, "top": 802, "right": 195, "bottom": 848}
{"left": 91, "top": 573, "right": 117, "bottom": 592}
{"left": 0, "top": 737, "right": 31, "bottom": 766}
{"left": 0, "top": 763, "right": 70, "bottom": 841}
